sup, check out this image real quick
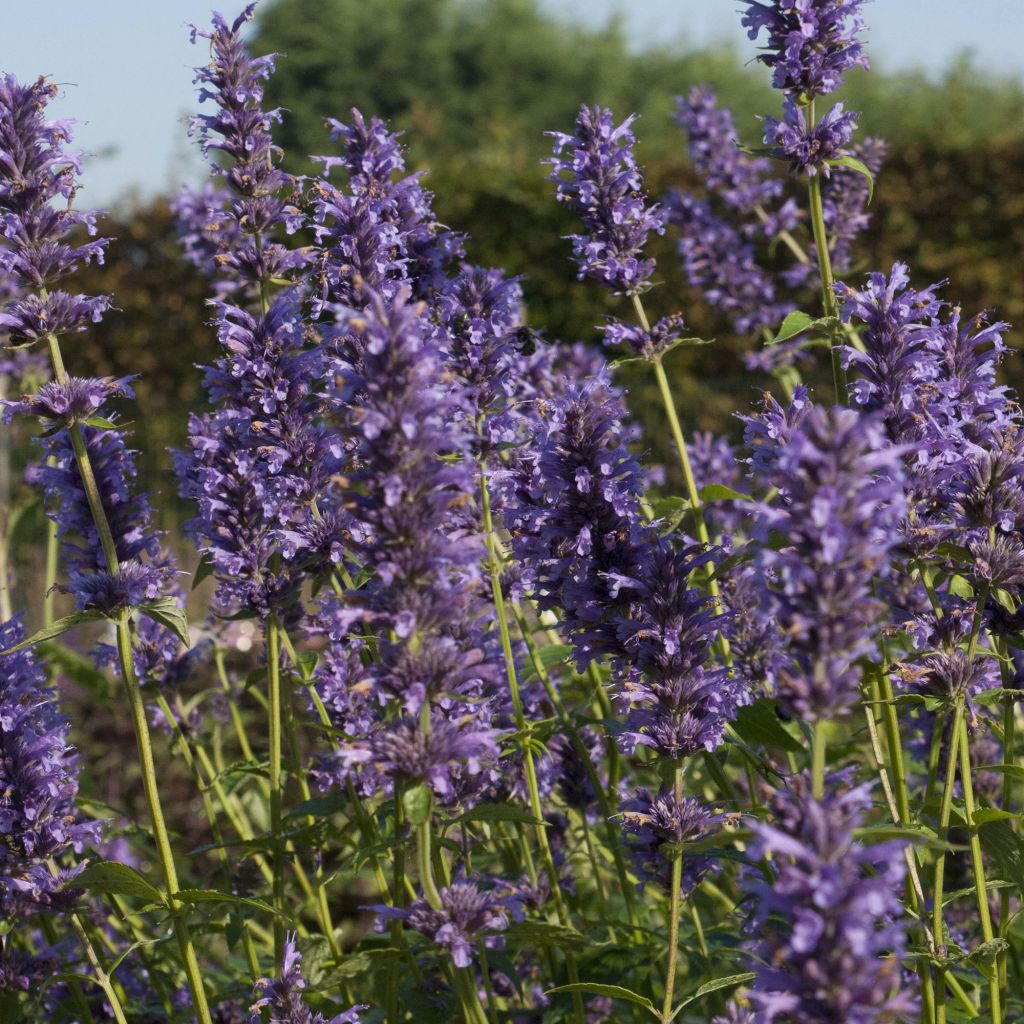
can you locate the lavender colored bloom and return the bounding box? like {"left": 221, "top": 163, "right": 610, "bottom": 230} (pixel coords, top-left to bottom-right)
{"left": 3, "top": 375, "right": 133, "bottom": 425}
{"left": 336, "top": 715, "right": 501, "bottom": 803}
{"left": 753, "top": 406, "right": 907, "bottom": 723}
{"left": 312, "top": 109, "right": 462, "bottom": 308}
{"left": 689, "top": 430, "right": 752, "bottom": 537}
{"left": 741, "top": 0, "right": 870, "bottom": 99}
{"left": 619, "top": 787, "right": 722, "bottom": 894}
{"left": 0, "top": 75, "right": 111, "bottom": 343}
{"left": 547, "top": 105, "right": 666, "bottom": 294}
{"left": 0, "top": 617, "right": 103, "bottom": 916}
{"left": 171, "top": 182, "right": 243, "bottom": 291}
{"left": 746, "top": 772, "right": 916, "bottom": 1024}
{"left": 599, "top": 313, "right": 687, "bottom": 361}
{"left": 375, "top": 879, "right": 523, "bottom": 968}
{"left": 723, "top": 564, "right": 785, "bottom": 695}
{"left": 249, "top": 934, "right": 366, "bottom": 1024}
{"left": 762, "top": 101, "right": 858, "bottom": 178}
{"left": 675, "top": 86, "right": 782, "bottom": 212}
{"left": 614, "top": 544, "right": 743, "bottom": 759}
{"left": 838, "top": 263, "right": 944, "bottom": 448}
{"left": 739, "top": 384, "right": 812, "bottom": 479}
{"left": 501, "top": 374, "right": 651, "bottom": 668}
{"left": 188, "top": 6, "right": 308, "bottom": 289}
{"left": 666, "top": 191, "right": 791, "bottom": 334}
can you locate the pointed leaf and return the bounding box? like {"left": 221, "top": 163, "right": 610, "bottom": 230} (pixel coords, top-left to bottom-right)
{"left": 827, "top": 154, "right": 875, "bottom": 203}
{"left": 699, "top": 483, "right": 753, "bottom": 504}
{"left": 139, "top": 597, "right": 190, "bottom": 648}
{"left": 674, "top": 972, "right": 757, "bottom": 1013}
{"left": 545, "top": 983, "right": 657, "bottom": 1017}
{"left": 0, "top": 610, "right": 106, "bottom": 655}
{"left": 69, "top": 861, "right": 164, "bottom": 904}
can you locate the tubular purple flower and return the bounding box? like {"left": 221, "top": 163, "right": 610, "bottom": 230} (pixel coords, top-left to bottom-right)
{"left": 746, "top": 771, "right": 917, "bottom": 1024}
{"left": 752, "top": 406, "right": 908, "bottom": 723}
{"left": 740, "top": 0, "right": 870, "bottom": 99}
{"left": 0, "top": 617, "right": 103, "bottom": 916}
{"left": 674, "top": 86, "right": 782, "bottom": 212}
{"left": 3, "top": 375, "right": 134, "bottom": 425}
{"left": 820, "top": 137, "right": 886, "bottom": 273}
{"left": 547, "top": 105, "right": 666, "bottom": 294}
{"left": 665, "top": 191, "right": 791, "bottom": 334}
{"left": 373, "top": 879, "right": 523, "bottom": 968}
{"left": 762, "top": 101, "right": 858, "bottom": 178}
{"left": 619, "top": 787, "right": 722, "bottom": 894}
{"left": 599, "top": 313, "right": 687, "bottom": 362}
{"left": 249, "top": 933, "right": 366, "bottom": 1024}
{"left": 0, "top": 75, "right": 110, "bottom": 344}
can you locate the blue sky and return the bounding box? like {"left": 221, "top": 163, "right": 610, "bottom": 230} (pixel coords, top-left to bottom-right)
{"left": 4, "top": 1, "right": 1023, "bottom": 205}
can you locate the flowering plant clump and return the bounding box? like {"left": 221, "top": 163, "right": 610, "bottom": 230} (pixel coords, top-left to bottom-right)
{"left": 1, "top": 4, "right": 1022, "bottom": 1024}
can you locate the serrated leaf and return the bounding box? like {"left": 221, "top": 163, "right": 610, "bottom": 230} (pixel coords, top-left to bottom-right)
{"left": 138, "top": 597, "right": 190, "bottom": 648}
{"left": 674, "top": 972, "right": 757, "bottom": 1013}
{"left": 81, "top": 415, "right": 121, "bottom": 431}
{"left": 699, "top": 483, "right": 753, "bottom": 504}
{"left": 662, "top": 334, "right": 715, "bottom": 356}
{"left": 732, "top": 698, "right": 804, "bottom": 753}
{"left": 827, "top": 154, "right": 875, "bottom": 203}
{"left": 973, "top": 808, "right": 1016, "bottom": 826}
{"left": 69, "top": 861, "right": 164, "bottom": 904}
{"left": 772, "top": 310, "right": 815, "bottom": 344}
{"left": 0, "top": 609, "right": 106, "bottom": 655}
{"left": 545, "top": 983, "right": 657, "bottom": 1017}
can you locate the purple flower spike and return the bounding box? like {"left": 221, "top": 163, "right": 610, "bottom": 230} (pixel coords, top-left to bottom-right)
{"left": 599, "top": 313, "right": 688, "bottom": 361}
{"left": 746, "top": 772, "right": 917, "bottom": 1024}
{"left": 741, "top": 0, "right": 870, "bottom": 99}
{"left": 0, "top": 617, "right": 104, "bottom": 917}
{"left": 753, "top": 405, "right": 908, "bottom": 723}
{"left": 762, "top": 100, "right": 858, "bottom": 177}
{"left": 547, "top": 105, "right": 666, "bottom": 294}
{"left": 619, "top": 787, "right": 722, "bottom": 895}
{"left": 374, "top": 879, "right": 523, "bottom": 968}
{"left": 249, "top": 933, "right": 366, "bottom": 1024}
{"left": 3, "top": 375, "right": 134, "bottom": 425}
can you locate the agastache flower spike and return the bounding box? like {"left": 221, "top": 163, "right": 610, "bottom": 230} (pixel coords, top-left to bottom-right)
{"left": 547, "top": 105, "right": 666, "bottom": 294}
{"left": 249, "top": 933, "right": 366, "bottom": 1024}
{"left": 753, "top": 406, "right": 908, "bottom": 723}
{"left": 741, "top": 0, "right": 870, "bottom": 100}
{"left": 0, "top": 617, "right": 103, "bottom": 916}
{"left": 746, "top": 772, "right": 917, "bottom": 1023}
{"left": 762, "top": 100, "right": 858, "bottom": 178}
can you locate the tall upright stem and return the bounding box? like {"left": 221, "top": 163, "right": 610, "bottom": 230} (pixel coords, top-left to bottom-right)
{"left": 479, "top": 472, "right": 585, "bottom": 1024}
{"left": 661, "top": 766, "right": 685, "bottom": 1021}
{"left": 803, "top": 101, "right": 847, "bottom": 405}
{"left": 41, "top": 327, "right": 211, "bottom": 1024}
{"left": 266, "top": 615, "right": 285, "bottom": 968}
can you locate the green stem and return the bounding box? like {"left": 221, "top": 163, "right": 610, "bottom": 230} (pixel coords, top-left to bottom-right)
{"left": 479, "top": 473, "right": 584, "bottom": 1024}
{"left": 661, "top": 766, "right": 685, "bottom": 1021}
{"left": 266, "top": 616, "right": 286, "bottom": 969}
{"left": 995, "top": 636, "right": 1015, "bottom": 1009}
{"left": 932, "top": 704, "right": 963, "bottom": 1024}
{"left": 803, "top": 102, "right": 846, "bottom": 407}
{"left": 115, "top": 614, "right": 212, "bottom": 1024}
{"left": 955, "top": 711, "right": 1002, "bottom": 1022}
{"left": 811, "top": 721, "right": 827, "bottom": 800}
{"left": 43, "top": 476, "right": 59, "bottom": 627}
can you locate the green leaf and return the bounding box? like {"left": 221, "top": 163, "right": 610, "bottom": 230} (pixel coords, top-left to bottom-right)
{"left": 81, "top": 415, "right": 122, "bottom": 431}
{"left": 139, "top": 597, "right": 190, "bottom": 648}
{"left": 0, "top": 609, "right": 106, "bottom": 655}
{"left": 977, "top": 764, "right": 1024, "bottom": 782}
{"left": 674, "top": 972, "right": 757, "bottom": 1013}
{"left": 947, "top": 574, "right": 974, "bottom": 600}
{"left": 506, "top": 920, "right": 590, "bottom": 950}
{"left": 521, "top": 642, "right": 573, "bottom": 681}
{"left": 770, "top": 311, "right": 839, "bottom": 345}
{"left": 545, "top": 983, "right": 657, "bottom": 1017}
{"left": 288, "top": 792, "right": 349, "bottom": 819}
{"left": 978, "top": 818, "right": 1024, "bottom": 894}
{"left": 191, "top": 552, "right": 216, "bottom": 591}
{"left": 309, "top": 947, "right": 402, "bottom": 989}
{"left": 69, "top": 861, "right": 164, "bottom": 904}
{"left": 973, "top": 808, "right": 1016, "bottom": 826}
{"left": 732, "top": 698, "right": 804, "bottom": 753}
{"left": 662, "top": 335, "right": 715, "bottom": 356}
{"left": 456, "top": 802, "right": 545, "bottom": 827}
{"left": 175, "top": 888, "right": 280, "bottom": 915}
{"left": 827, "top": 154, "right": 875, "bottom": 203}
{"left": 699, "top": 483, "right": 753, "bottom": 504}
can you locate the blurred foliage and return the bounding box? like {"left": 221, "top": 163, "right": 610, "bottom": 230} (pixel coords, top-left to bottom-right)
{"left": 36, "top": 0, "right": 1024, "bottom": 506}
